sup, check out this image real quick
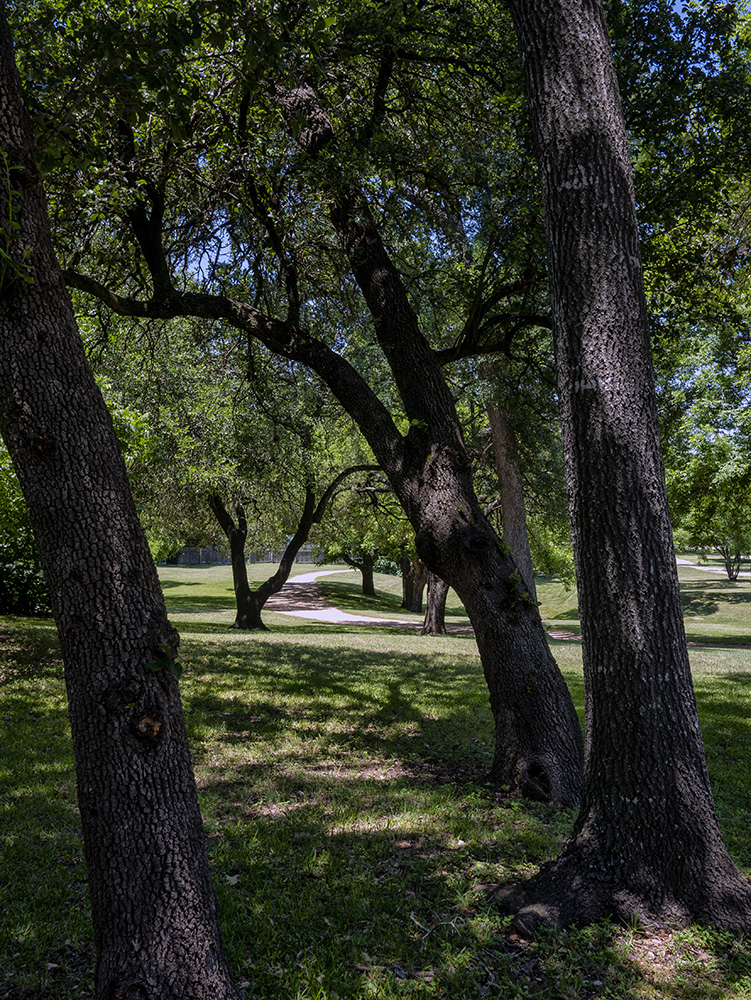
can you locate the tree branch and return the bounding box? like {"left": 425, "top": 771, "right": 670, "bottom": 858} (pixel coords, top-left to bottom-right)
{"left": 65, "top": 270, "right": 409, "bottom": 488}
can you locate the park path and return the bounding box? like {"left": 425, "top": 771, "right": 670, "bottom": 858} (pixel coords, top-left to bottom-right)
{"left": 266, "top": 569, "right": 423, "bottom": 628}
{"left": 676, "top": 557, "right": 751, "bottom": 579}
{"left": 265, "top": 569, "right": 580, "bottom": 639}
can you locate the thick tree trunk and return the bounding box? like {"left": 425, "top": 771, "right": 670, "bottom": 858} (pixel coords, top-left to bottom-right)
{"left": 502, "top": 0, "right": 751, "bottom": 931}
{"left": 400, "top": 553, "right": 414, "bottom": 609}
{"left": 0, "top": 12, "right": 239, "bottom": 998}
{"left": 422, "top": 571, "right": 449, "bottom": 635}
{"left": 400, "top": 554, "right": 428, "bottom": 613}
{"left": 487, "top": 404, "right": 537, "bottom": 602}
{"left": 68, "top": 81, "right": 585, "bottom": 806}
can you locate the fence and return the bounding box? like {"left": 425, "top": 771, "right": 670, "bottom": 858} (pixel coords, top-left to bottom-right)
{"left": 176, "top": 544, "right": 315, "bottom": 566}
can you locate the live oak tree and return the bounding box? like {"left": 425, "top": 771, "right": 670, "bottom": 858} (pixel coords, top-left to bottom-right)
{"left": 0, "top": 6, "right": 240, "bottom": 998}
{"left": 422, "top": 570, "right": 450, "bottom": 635}
{"left": 26, "top": 0, "right": 584, "bottom": 804}
{"left": 208, "top": 464, "right": 374, "bottom": 629}
{"left": 500, "top": 0, "right": 751, "bottom": 931}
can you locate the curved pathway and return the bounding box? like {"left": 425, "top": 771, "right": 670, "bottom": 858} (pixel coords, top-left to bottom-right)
{"left": 266, "top": 569, "right": 477, "bottom": 632}
{"left": 266, "top": 570, "right": 577, "bottom": 640}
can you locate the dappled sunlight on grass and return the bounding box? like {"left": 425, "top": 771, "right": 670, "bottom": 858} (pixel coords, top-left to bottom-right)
{"left": 4, "top": 559, "right": 751, "bottom": 997}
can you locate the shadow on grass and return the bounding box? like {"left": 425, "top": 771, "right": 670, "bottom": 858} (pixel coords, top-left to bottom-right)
{"left": 319, "top": 580, "right": 469, "bottom": 621}
{"left": 5, "top": 616, "right": 751, "bottom": 999}
{"left": 0, "top": 624, "right": 92, "bottom": 998}
{"left": 185, "top": 638, "right": 492, "bottom": 781}
{"left": 680, "top": 579, "right": 751, "bottom": 617}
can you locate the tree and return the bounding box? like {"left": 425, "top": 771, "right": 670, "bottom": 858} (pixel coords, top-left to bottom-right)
{"left": 499, "top": 0, "right": 751, "bottom": 931}
{"left": 487, "top": 404, "right": 537, "bottom": 601}
{"left": 0, "top": 442, "right": 49, "bottom": 614}
{"left": 668, "top": 431, "right": 751, "bottom": 580}
{"left": 31, "top": 0, "right": 584, "bottom": 805}
{"left": 422, "top": 570, "right": 450, "bottom": 635}
{"left": 208, "top": 464, "right": 373, "bottom": 629}
{"left": 0, "top": 7, "right": 239, "bottom": 996}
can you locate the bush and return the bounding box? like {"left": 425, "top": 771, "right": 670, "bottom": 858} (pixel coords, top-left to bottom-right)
{"left": 0, "top": 444, "right": 49, "bottom": 615}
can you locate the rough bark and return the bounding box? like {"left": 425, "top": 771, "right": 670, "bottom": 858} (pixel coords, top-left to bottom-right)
{"left": 0, "top": 9, "right": 239, "bottom": 997}
{"left": 501, "top": 0, "right": 751, "bottom": 931}
{"left": 422, "top": 571, "right": 449, "bottom": 635}
{"left": 209, "top": 466, "right": 373, "bottom": 629}
{"left": 487, "top": 404, "right": 537, "bottom": 602}
{"left": 65, "top": 84, "right": 584, "bottom": 805}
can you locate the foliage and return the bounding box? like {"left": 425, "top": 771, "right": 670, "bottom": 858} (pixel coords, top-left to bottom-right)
{"left": 0, "top": 442, "right": 49, "bottom": 615}
{"left": 668, "top": 432, "right": 751, "bottom": 580}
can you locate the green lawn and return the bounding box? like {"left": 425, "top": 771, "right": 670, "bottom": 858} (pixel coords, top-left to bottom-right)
{"left": 2, "top": 564, "right": 751, "bottom": 998}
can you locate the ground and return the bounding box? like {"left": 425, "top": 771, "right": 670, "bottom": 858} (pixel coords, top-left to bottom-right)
{"left": 2, "top": 559, "right": 751, "bottom": 999}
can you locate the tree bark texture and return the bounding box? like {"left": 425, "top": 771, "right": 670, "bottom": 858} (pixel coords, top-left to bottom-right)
{"left": 487, "top": 404, "right": 537, "bottom": 602}
{"left": 504, "top": 0, "right": 751, "bottom": 930}
{"left": 422, "top": 571, "right": 449, "bottom": 635}
{"left": 0, "top": 12, "right": 239, "bottom": 997}
{"left": 400, "top": 554, "right": 428, "bottom": 613}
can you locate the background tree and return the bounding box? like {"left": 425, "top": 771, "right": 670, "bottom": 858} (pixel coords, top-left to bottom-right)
{"left": 209, "top": 463, "right": 374, "bottom": 629}
{"left": 0, "top": 6, "right": 239, "bottom": 995}
{"left": 0, "top": 442, "right": 48, "bottom": 615}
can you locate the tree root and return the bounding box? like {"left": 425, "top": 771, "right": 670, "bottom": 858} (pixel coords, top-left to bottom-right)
{"left": 485, "top": 848, "right": 751, "bottom": 938}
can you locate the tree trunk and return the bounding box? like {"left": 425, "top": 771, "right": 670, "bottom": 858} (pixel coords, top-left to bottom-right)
{"left": 422, "top": 571, "right": 449, "bottom": 635}
{"left": 400, "top": 553, "right": 414, "bottom": 609}
{"left": 399, "top": 554, "right": 428, "bottom": 613}
{"left": 342, "top": 551, "right": 377, "bottom": 595}
{"left": 68, "top": 81, "right": 585, "bottom": 806}
{"left": 410, "top": 559, "right": 428, "bottom": 613}
{"left": 502, "top": 0, "right": 751, "bottom": 931}
{"left": 209, "top": 468, "right": 372, "bottom": 629}
{"left": 0, "top": 12, "right": 239, "bottom": 998}
{"left": 717, "top": 544, "right": 742, "bottom": 581}
{"left": 360, "top": 553, "right": 376, "bottom": 596}
{"left": 487, "top": 404, "right": 537, "bottom": 602}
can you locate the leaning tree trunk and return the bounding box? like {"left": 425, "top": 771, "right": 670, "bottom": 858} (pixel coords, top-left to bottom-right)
{"left": 487, "top": 404, "right": 537, "bottom": 602}
{"left": 0, "top": 11, "right": 239, "bottom": 998}
{"left": 502, "top": 0, "right": 751, "bottom": 931}
{"left": 66, "top": 76, "right": 584, "bottom": 806}
{"left": 422, "top": 571, "right": 449, "bottom": 635}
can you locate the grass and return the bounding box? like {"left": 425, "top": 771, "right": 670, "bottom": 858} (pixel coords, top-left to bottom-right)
{"left": 2, "top": 563, "right": 751, "bottom": 998}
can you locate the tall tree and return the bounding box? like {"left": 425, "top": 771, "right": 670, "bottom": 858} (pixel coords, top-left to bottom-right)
{"left": 32, "top": 1, "right": 584, "bottom": 805}
{"left": 0, "top": 7, "right": 240, "bottom": 996}
{"left": 500, "top": 0, "right": 751, "bottom": 930}
{"left": 487, "top": 404, "right": 537, "bottom": 601}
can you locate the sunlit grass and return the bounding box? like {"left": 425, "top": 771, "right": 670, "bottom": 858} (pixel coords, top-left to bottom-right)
{"left": 2, "top": 563, "right": 751, "bottom": 998}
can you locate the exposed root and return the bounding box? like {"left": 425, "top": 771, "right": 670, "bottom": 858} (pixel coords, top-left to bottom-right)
{"left": 487, "top": 850, "right": 751, "bottom": 938}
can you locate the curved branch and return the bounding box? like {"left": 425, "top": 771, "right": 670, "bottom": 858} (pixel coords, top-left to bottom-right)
{"left": 65, "top": 270, "right": 409, "bottom": 489}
